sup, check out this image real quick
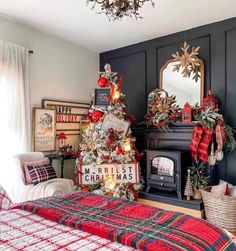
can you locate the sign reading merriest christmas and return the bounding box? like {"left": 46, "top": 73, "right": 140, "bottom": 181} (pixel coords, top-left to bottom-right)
{"left": 77, "top": 163, "right": 140, "bottom": 185}
{"left": 74, "top": 64, "right": 143, "bottom": 201}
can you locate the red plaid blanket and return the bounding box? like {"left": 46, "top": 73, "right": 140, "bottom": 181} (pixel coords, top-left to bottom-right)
{"left": 12, "top": 192, "right": 236, "bottom": 251}
{"left": 0, "top": 209, "right": 135, "bottom": 250}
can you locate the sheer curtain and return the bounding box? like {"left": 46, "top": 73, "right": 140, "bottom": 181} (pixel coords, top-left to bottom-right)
{"left": 0, "top": 41, "right": 30, "bottom": 196}
{"left": 0, "top": 41, "right": 30, "bottom": 154}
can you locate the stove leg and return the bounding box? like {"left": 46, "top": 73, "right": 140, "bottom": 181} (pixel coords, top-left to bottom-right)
{"left": 177, "top": 191, "right": 182, "bottom": 200}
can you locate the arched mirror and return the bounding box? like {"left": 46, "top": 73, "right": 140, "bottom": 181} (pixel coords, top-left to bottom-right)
{"left": 159, "top": 42, "right": 204, "bottom": 108}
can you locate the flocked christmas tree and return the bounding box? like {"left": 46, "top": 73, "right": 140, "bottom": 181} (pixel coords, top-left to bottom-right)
{"left": 184, "top": 169, "right": 194, "bottom": 200}
{"left": 75, "top": 64, "right": 143, "bottom": 200}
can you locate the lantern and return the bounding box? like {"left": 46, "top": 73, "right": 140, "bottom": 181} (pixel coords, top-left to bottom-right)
{"left": 182, "top": 102, "right": 192, "bottom": 123}
{"left": 57, "top": 133, "right": 67, "bottom": 147}
{"left": 201, "top": 90, "right": 219, "bottom": 111}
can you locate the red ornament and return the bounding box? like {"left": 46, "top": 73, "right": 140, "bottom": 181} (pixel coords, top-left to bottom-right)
{"left": 91, "top": 110, "right": 104, "bottom": 122}
{"left": 82, "top": 186, "right": 90, "bottom": 192}
{"left": 201, "top": 90, "right": 219, "bottom": 111}
{"left": 97, "top": 77, "right": 108, "bottom": 87}
{"left": 182, "top": 102, "right": 192, "bottom": 123}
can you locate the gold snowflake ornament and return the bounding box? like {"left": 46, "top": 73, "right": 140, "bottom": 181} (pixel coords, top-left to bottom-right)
{"left": 172, "top": 42, "right": 201, "bottom": 82}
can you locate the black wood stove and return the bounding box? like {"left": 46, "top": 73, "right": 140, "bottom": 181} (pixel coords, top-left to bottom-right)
{"left": 145, "top": 149, "right": 191, "bottom": 200}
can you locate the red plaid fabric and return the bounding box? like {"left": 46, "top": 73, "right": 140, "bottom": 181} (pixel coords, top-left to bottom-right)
{"left": 198, "top": 126, "right": 213, "bottom": 163}
{"left": 12, "top": 192, "right": 236, "bottom": 251}
{"left": 0, "top": 185, "right": 12, "bottom": 211}
{"left": 190, "top": 124, "right": 203, "bottom": 160}
{"left": 27, "top": 163, "right": 57, "bottom": 185}
{"left": 0, "top": 209, "right": 136, "bottom": 250}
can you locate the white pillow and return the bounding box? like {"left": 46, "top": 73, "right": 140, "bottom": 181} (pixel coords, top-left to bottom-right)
{"left": 229, "top": 187, "right": 236, "bottom": 197}
{"left": 219, "top": 180, "right": 233, "bottom": 188}
{"left": 211, "top": 182, "right": 227, "bottom": 196}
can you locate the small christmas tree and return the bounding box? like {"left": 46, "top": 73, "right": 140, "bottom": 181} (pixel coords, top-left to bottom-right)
{"left": 184, "top": 169, "right": 193, "bottom": 200}
{"left": 75, "top": 64, "right": 143, "bottom": 200}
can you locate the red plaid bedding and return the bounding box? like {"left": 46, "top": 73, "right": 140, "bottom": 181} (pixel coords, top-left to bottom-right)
{"left": 0, "top": 209, "right": 135, "bottom": 250}
{"left": 0, "top": 185, "right": 12, "bottom": 210}
{"left": 11, "top": 192, "right": 236, "bottom": 251}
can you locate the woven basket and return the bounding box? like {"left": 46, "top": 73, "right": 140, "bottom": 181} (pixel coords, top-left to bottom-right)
{"left": 201, "top": 187, "right": 236, "bottom": 231}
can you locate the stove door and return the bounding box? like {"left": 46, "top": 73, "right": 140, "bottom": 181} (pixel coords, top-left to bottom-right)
{"left": 151, "top": 157, "right": 175, "bottom": 182}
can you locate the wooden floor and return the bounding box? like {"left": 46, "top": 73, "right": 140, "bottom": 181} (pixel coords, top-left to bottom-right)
{"left": 138, "top": 198, "right": 205, "bottom": 219}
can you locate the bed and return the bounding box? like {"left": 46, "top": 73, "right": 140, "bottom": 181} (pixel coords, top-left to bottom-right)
{"left": 0, "top": 191, "right": 235, "bottom": 251}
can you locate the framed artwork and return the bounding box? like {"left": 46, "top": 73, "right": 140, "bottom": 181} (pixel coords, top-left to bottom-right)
{"left": 32, "top": 108, "right": 56, "bottom": 152}
{"left": 101, "top": 114, "right": 130, "bottom": 137}
{"left": 42, "top": 99, "right": 91, "bottom": 149}
{"left": 42, "top": 99, "right": 90, "bottom": 130}
{"left": 93, "top": 88, "right": 111, "bottom": 108}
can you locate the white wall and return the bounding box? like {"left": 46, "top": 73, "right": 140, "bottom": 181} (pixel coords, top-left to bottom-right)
{"left": 0, "top": 16, "right": 99, "bottom": 179}
{"left": 0, "top": 15, "right": 99, "bottom": 107}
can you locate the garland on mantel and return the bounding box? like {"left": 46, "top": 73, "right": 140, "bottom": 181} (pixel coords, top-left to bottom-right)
{"left": 144, "top": 89, "right": 235, "bottom": 164}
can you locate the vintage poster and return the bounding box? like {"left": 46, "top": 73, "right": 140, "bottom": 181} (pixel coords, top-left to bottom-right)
{"left": 77, "top": 162, "right": 140, "bottom": 185}
{"left": 32, "top": 108, "right": 56, "bottom": 152}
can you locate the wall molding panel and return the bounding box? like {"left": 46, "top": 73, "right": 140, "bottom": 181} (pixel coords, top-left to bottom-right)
{"left": 100, "top": 17, "right": 236, "bottom": 183}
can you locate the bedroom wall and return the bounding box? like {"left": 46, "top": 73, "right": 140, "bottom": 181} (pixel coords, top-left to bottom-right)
{"left": 0, "top": 15, "right": 99, "bottom": 107}
{"left": 100, "top": 17, "right": 236, "bottom": 184}
{"left": 0, "top": 15, "right": 99, "bottom": 179}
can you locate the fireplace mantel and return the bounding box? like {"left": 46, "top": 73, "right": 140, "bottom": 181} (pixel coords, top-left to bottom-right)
{"left": 145, "top": 122, "right": 194, "bottom": 151}
{"left": 132, "top": 122, "right": 195, "bottom": 152}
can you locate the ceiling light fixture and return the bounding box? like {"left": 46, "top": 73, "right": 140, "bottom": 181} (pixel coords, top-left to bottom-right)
{"left": 87, "top": 0, "right": 155, "bottom": 20}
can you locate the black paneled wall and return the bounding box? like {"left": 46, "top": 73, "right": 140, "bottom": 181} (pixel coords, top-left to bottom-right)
{"left": 100, "top": 17, "right": 236, "bottom": 184}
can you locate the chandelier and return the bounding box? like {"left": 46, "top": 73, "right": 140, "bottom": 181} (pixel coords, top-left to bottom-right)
{"left": 87, "top": 0, "right": 155, "bottom": 20}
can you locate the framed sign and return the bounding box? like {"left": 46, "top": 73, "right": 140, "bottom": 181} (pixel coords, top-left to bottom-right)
{"left": 42, "top": 99, "right": 90, "bottom": 149}
{"left": 32, "top": 108, "right": 56, "bottom": 152}
{"left": 42, "top": 99, "right": 90, "bottom": 128}
{"left": 77, "top": 162, "right": 140, "bottom": 185}
{"left": 102, "top": 114, "right": 130, "bottom": 137}
{"left": 94, "top": 88, "right": 111, "bottom": 107}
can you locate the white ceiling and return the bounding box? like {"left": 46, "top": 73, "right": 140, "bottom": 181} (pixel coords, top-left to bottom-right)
{"left": 0, "top": 0, "right": 236, "bottom": 53}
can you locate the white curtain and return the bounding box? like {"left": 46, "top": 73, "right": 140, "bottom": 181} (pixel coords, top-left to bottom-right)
{"left": 0, "top": 41, "right": 30, "bottom": 155}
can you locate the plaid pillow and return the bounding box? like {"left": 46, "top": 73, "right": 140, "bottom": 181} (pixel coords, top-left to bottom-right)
{"left": 0, "top": 185, "right": 12, "bottom": 210}
{"left": 23, "top": 158, "right": 50, "bottom": 184}
{"left": 27, "top": 164, "right": 57, "bottom": 185}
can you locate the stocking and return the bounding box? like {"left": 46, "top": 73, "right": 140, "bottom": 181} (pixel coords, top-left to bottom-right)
{"left": 190, "top": 125, "right": 203, "bottom": 161}
{"left": 198, "top": 126, "right": 213, "bottom": 163}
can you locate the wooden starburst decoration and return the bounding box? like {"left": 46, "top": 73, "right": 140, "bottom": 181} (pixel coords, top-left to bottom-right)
{"left": 150, "top": 92, "right": 180, "bottom": 116}
{"left": 172, "top": 42, "right": 201, "bottom": 82}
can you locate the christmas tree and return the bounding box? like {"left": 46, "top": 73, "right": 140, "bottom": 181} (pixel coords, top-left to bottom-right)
{"left": 184, "top": 169, "right": 194, "bottom": 200}
{"left": 75, "top": 64, "right": 143, "bottom": 200}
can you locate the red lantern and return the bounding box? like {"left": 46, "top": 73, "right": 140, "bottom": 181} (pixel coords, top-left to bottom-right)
{"left": 201, "top": 90, "right": 219, "bottom": 111}
{"left": 182, "top": 102, "right": 192, "bottom": 123}
{"left": 57, "top": 133, "right": 67, "bottom": 147}
{"left": 97, "top": 77, "right": 108, "bottom": 88}
{"left": 91, "top": 110, "right": 104, "bottom": 122}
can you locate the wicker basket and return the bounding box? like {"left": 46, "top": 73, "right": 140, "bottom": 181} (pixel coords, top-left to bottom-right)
{"left": 201, "top": 187, "right": 236, "bottom": 232}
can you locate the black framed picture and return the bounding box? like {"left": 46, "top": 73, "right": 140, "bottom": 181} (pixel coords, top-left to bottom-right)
{"left": 94, "top": 88, "right": 111, "bottom": 107}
